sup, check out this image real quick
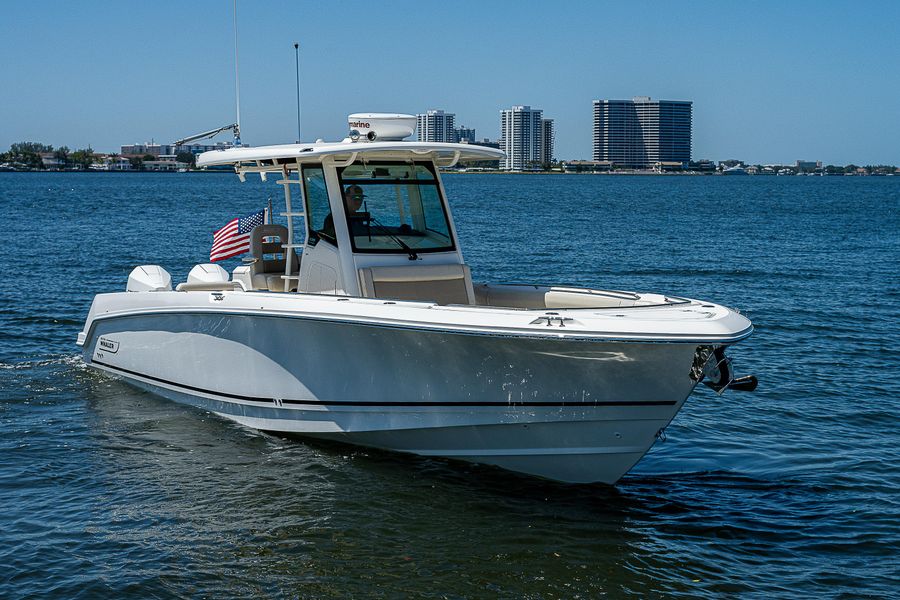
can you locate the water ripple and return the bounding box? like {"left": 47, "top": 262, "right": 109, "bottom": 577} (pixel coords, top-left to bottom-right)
{"left": 1, "top": 173, "right": 899, "bottom": 598}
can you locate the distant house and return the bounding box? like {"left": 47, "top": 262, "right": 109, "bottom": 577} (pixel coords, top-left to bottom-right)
{"left": 108, "top": 156, "right": 132, "bottom": 171}
{"left": 143, "top": 158, "right": 189, "bottom": 172}
{"left": 689, "top": 159, "right": 716, "bottom": 172}
{"left": 562, "top": 160, "right": 613, "bottom": 173}
{"left": 89, "top": 155, "right": 132, "bottom": 171}
{"left": 654, "top": 161, "right": 686, "bottom": 173}
{"left": 40, "top": 153, "right": 64, "bottom": 170}
{"left": 795, "top": 160, "right": 822, "bottom": 172}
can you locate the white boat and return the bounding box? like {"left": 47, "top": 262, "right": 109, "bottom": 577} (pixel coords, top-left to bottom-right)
{"left": 722, "top": 165, "right": 748, "bottom": 176}
{"left": 77, "top": 113, "right": 756, "bottom": 484}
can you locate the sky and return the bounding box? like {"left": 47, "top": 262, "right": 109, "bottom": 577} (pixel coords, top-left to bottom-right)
{"left": 1, "top": 0, "right": 898, "bottom": 165}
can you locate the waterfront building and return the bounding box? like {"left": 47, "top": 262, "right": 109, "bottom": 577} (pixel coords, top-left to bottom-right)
{"left": 39, "top": 153, "right": 64, "bottom": 170}
{"left": 795, "top": 160, "right": 822, "bottom": 172}
{"left": 540, "top": 119, "right": 554, "bottom": 167}
{"left": 562, "top": 160, "right": 613, "bottom": 173}
{"left": 592, "top": 97, "right": 692, "bottom": 169}
{"left": 454, "top": 126, "right": 476, "bottom": 144}
{"left": 142, "top": 159, "right": 190, "bottom": 172}
{"left": 108, "top": 156, "right": 132, "bottom": 171}
{"left": 689, "top": 159, "right": 717, "bottom": 172}
{"left": 416, "top": 110, "right": 456, "bottom": 143}
{"left": 121, "top": 141, "right": 234, "bottom": 158}
{"left": 121, "top": 143, "right": 162, "bottom": 157}
{"left": 654, "top": 161, "right": 687, "bottom": 173}
{"left": 499, "top": 105, "right": 543, "bottom": 170}
{"left": 177, "top": 142, "right": 234, "bottom": 155}
{"left": 89, "top": 155, "right": 133, "bottom": 171}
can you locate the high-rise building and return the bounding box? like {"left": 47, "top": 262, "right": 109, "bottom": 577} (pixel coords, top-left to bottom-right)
{"left": 540, "top": 119, "right": 554, "bottom": 166}
{"left": 592, "top": 97, "right": 692, "bottom": 168}
{"left": 499, "top": 105, "right": 543, "bottom": 170}
{"left": 416, "top": 110, "right": 456, "bottom": 143}
{"left": 455, "top": 126, "right": 476, "bottom": 144}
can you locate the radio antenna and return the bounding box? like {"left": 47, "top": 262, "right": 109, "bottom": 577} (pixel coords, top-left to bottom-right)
{"left": 294, "top": 42, "right": 302, "bottom": 143}
{"left": 232, "top": 0, "right": 242, "bottom": 146}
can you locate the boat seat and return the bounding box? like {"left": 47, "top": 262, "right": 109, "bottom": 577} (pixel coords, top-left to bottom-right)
{"left": 247, "top": 224, "right": 300, "bottom": 292}
{"left": 358, "top": 264, "right": 475, "bottom": 305}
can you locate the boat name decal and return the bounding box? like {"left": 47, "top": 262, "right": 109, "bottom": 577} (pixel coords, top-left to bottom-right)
{"left": 98, "top": 337, "right": 119, "bottom": 353}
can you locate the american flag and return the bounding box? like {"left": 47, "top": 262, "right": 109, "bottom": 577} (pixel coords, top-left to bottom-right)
{"left": 210, "top": 209, "right": 266, "bottom": 262}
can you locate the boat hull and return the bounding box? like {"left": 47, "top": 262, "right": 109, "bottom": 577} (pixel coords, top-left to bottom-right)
{"left": 82, "top": 310, "right": 702, "bottom": 483}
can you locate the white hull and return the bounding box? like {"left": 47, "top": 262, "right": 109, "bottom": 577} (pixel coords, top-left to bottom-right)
{"left": 97, "top": 370, "right": 678, "bottom": 484}
{"left": 77, "top": 134, "right": 755, "bottom": 485}
{"left": 79, "top": 293, "right": 728, "bottom": 484}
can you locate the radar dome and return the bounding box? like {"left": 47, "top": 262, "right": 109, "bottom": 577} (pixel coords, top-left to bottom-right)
{"left": 347, "top": 113, "right": 416, "bottom": 141}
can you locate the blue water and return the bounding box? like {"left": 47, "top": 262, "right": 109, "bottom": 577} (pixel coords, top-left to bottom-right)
{"left": 1, "top": 172, "right": 898, "bottom": 598}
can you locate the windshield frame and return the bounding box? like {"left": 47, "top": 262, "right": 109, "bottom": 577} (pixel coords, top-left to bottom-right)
{"left": 335, "top": 160, "right": 457, "bottom": 255}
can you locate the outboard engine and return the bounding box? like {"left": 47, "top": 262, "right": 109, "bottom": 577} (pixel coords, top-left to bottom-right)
{"left": 126, "top": 265, "right": 172, "bottom": 292}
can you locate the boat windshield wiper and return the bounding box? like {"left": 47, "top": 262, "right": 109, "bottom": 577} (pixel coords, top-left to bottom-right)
{"left": 367, "top": 215, "right": 418, "bottom": 260}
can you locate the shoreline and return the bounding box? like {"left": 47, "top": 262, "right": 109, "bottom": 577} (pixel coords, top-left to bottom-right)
{"left": 0, "top": 169, "right": 894, "bottom": 177}
{"left": 0, "top": 169, "right": 895, "bottom": 178}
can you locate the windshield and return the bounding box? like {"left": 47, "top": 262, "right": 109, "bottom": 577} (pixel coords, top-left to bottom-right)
{"left": 336, "top": 162, "right": 455, "bottom": 254}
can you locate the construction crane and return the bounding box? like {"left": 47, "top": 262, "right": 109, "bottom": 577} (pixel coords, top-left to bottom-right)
{"left": 173, "top": 123, "right": 242, "bottom": 149}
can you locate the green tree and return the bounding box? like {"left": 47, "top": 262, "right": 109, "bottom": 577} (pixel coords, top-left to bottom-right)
{"left": 10, "top": 142, "right": 52, "bottom": 155}
{"left": 176, "top": 152, "right": 196, "bottom": 167}
{"left": 129, "top": 156, "right": 144, "bottom": 170}
{"left": 70, "top": 147, "right": 96, "bottom": 170}
{"left": 8, "top": 142, "right": 52, "bottom": 169}
{"left": 54, "top": 146, "right": 70, "bottom": 168}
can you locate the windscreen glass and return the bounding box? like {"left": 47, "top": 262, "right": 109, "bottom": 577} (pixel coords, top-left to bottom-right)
{"left": 336, "top": 162, "right": 454, "bottom": 254}
{"left": 302, "top": 165, "right": 335, "bottom": 245}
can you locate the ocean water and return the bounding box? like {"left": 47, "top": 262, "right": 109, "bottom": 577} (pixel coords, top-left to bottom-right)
{"left": 1, "top": 172, "right": 898, "bottom": 598}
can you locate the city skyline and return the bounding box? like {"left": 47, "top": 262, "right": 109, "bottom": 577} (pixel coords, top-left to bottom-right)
{"left": 1, "top": 1, "right": 898, "bottom": 164}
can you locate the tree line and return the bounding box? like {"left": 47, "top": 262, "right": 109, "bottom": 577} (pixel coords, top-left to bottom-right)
{"left": 0, "top": 142, "right": 198, "bottom": 170}
{"left": 0, "top": 142, "right": 99, "bottom": 170}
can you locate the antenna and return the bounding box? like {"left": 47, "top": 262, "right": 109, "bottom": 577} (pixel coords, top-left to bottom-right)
{"left": 232, "top": 0, "right": 242, "bottom": 146}
{"left": 294, "top": 42, "right": 301, "bottom": 143}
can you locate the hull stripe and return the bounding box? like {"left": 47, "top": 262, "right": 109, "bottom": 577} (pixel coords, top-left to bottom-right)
{"left": 82, "top": 309, "right": 753, "bottom": 345}
{"left": 91, "top": 359, "right": 678, "bottom": 408}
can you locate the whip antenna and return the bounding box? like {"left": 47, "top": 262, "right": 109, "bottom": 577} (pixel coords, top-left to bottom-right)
{"left": 294, "top": 42, "right": 301, "bottom": 143}
{"left": 232, "top": 0, "right": 242, "bottom": 146}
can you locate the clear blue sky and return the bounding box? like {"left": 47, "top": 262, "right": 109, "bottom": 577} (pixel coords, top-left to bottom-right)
{"left": 2, "top": 0, "right": 898, "bottom": 165}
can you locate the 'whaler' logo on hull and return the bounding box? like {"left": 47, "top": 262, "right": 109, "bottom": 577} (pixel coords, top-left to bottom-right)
{"left": 98, "top": 337, "right": 119, "bottom": 354}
